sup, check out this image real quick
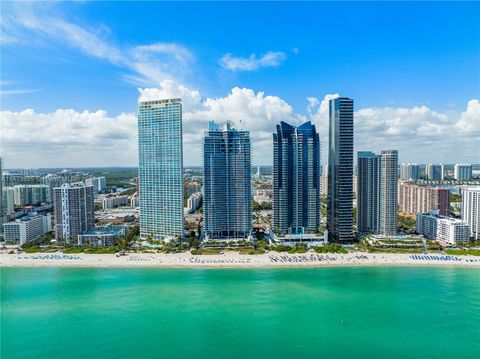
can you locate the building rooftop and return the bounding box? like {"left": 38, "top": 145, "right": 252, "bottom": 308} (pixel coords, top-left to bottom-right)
{"left": 9, "top": 212, "right": 49, "bottom": 223}
{"left": 80, "top": 226, "right": 125, "bottom": 236}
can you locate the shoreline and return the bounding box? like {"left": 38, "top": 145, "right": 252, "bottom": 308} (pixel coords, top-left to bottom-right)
{"left": 2, "top": 252, "right": 480, "bottom": 269}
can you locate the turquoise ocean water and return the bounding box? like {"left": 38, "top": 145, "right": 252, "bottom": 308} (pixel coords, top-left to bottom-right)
{"left": 1, "top": 266, "right": 479, "bottom": 358}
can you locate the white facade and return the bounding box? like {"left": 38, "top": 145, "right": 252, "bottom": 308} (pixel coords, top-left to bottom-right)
{"left": 3, "top": 213, "right": 52, "bottom": 245}
{"left": 416, "top": 210, "right": 470, "bottom": 245}
{"left": 186, "top": 192, "right": 202, "bottom": 214}
{"left": 13, "top": 185, "right": 49, "bottom": 206}
{"left": 130, "top": 195, "right": 140, "bottom": 207}
{"left": 437, "top": 218, "right": 470, "bottom": 245}
{"left": 454, "top": 164, "right": 472, "bottom": 181}
{"left": 77, "top": 226, "right": 126, "bottom": 246}
{"left": 102, "top": 195, "right": 129, "bottom": 209}
{"left": 461, "top": 187, "right": 480, "bottom": 240}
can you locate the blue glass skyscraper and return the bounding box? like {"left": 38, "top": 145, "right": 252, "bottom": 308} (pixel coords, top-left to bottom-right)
{"left": 273, "top": 121, "right": 321, "bottom": 235}
{"left": 138, "top": 98, "right": 184, "bottom": 240}
{"left": 203, "top": 121, "right": 252, "bottom": 240}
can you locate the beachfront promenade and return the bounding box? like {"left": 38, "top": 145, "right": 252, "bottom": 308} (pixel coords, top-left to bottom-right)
{"left": 1, "top": 251, "right": 479, "bottom": 268}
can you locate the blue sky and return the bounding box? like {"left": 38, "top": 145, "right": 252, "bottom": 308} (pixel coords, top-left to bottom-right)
{"left": 1, "top": 1, "right": 479, "bottom": 167}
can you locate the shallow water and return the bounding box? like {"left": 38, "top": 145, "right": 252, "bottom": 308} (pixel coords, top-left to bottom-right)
{"left": 1, "top": 266, "right": 479, "bottom": 358}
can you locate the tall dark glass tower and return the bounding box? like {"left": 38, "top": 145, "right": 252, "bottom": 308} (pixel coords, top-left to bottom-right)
{"left": 203, "top": 121, "right": 252, "bottom": 240}
{"left": 357, "top": 151, "right": 380, "bottom": 234}
{"left": 273, "top": 121, "right": 321, "bottom": 235}
{"left": 328, "top": 97, "right": 354, "bottom": 242}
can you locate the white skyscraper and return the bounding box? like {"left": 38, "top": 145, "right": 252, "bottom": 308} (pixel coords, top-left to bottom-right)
{"left": 455, "top": 164, "right": 473, "bottom": 181}
{"left": 461, "top": 187, "right": 480, "bottom": 240}
{"left": 12, "top": 185, "right": 49, "bottom": 206}
{"left": 138, "top": 98, "right": 184, "bottom": 240}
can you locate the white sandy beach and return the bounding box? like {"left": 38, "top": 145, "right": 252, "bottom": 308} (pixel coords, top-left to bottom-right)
{"left": 1, "top": 251, "right": 480, "bottom": 268}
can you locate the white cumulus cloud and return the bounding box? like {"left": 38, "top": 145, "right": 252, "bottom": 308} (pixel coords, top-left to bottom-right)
{"left": 1, "top": 109, "right": 137, "bottom": 168}
{"left": 455, "top": 99, "right": 480, "bottom": 136}
{"left": 1, "top": 82, "right": 478, "bottom": 167}
{"left": 137, "top": 81, "right": 303, "bottom": 164}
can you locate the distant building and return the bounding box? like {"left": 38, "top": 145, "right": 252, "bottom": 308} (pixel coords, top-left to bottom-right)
{"left": 41, "top": 175, "right": 66, "bottom": 202}
{"left": 3, "top": 212, "right": 52, "bottom": 245}
{"left": 77, "top": 226, "right": 127, "bottom": 246}
{"left": 320, "top": 165, "right": 328, "bottom": 196}
{"left": 328, "top": 97, "right": 354, "bottom": 242}
{"left": 461, "top": 187, "right": 480, "bottom": 240}
{"left": 86, "top": 177, "right": 107, "bottom": 195}
{"left": 3, "top": 187, "right": 15, "bottom": 214}
{"left": 357, "top": 150, "right": 398, "bottom": 236}
{"left": 130, "top": 195, "right": 140, "bottom": 207}
{"left": 138, "top": 98, "right": 184, "bottom": 240}
{"left": 186, "top": 192, "right": 202, "bottom": 214}
{"left": 416, "top": 210, "right": 470, "bottom": 245}
{"left": 53, "top": 182, "right": 95, "bottom": 244}
{"left": 454, "top": 164, "right": 472, "bottom": 181}
{"left": 273, "top": 121, "right": 321, "bottom": 235}
{"left": 102, "top": 195, "right": 129, "bottom": 209}
{"left": 398, "top": 183, "right": 450, "bottom": 216}
{"left": 12, "top": 185, "right": 49, "bottom": 206}
{"left": 184, "top": 182, "right": 201, "bottom": 197}
{"left": 400, "top": 163, "right": 420, "bottom": 181}
{"left": 254, "top": 189, "right": 272, "bottom": 205}
{"left": 426, "top": 164, "right": 444, "bottom": 181}
{"left": 203, "top": 121, "right": 252, "bottom": 240}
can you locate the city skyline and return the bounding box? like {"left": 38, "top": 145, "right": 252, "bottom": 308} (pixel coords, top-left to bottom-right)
{"left": 1, "top": 1, "right": 479, "bottom": 168}
{"left": 1, "top": 2, "right": 479, "bottom": 358}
